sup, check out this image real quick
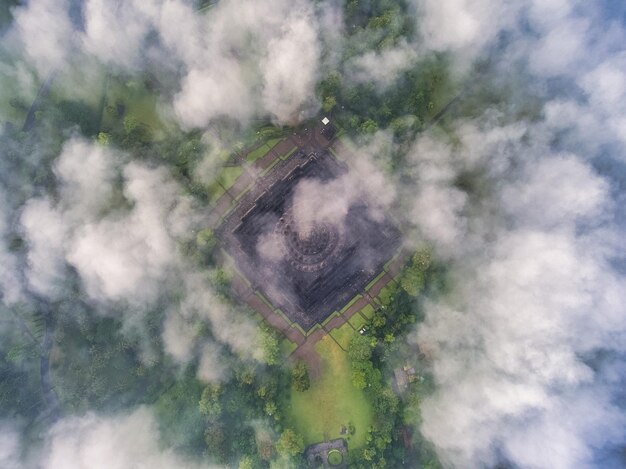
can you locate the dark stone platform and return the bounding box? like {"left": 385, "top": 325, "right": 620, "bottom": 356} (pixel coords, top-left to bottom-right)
{"left": 217, "top": 149, "right": 400, "bottom": 331}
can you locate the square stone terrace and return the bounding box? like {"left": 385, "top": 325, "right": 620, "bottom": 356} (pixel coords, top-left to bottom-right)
{"left": 216, "top": 144, "right": 401, "bottom": 331}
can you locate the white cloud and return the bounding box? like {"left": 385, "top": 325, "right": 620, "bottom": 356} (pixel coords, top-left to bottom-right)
{"left": 412, "top": 0, "right": 519, "bottom": 60}
{"left": 501, "top": 154, "right": 610, "bottom": 229}
{"left": 20, "top": 198, "right": 68, "bottom": 298}
{"left": 67, "top": 163, "right": 180, "bottom": 304}
{"left": 261, "top": 10, "right": 320, "bottom": 124}
{"left": 0, "top": 423, "right": 22, "bottom": 469}
{"left": 11, "top": 0, "right": 75, "bottom": 75}
{"left": 418, "top": 221, "right": 626, "bottom": 467}
{"left": 163, "top": 0, "right": 324, "bottom": 127}
{"left": 197, "top": 342, "right": 228, "bottom": 383}
{"left": 413, "top": 123, "right": 626, "bottom": 467}
{"left": 346, "top": 40, "right": 419, "bottom": 89}
{"left": 42, "top": 407, "right": 222, "bottom": 469}
{"left": 176, "top": 272, "right": 260, "bottom": 359}
{"left": 410, "top": 184, "right": 468, "bottom": 250}
{"left": 53, "top": 138, "right": 118, "bottom": 219}
{"left": 528, "top": 18, "right": 589, "bottom": 77}
{"left": 162, "top": 312, "right": 197, "bottom": 364}
{"left": 174, "top": 63, "right": 256, "bottom": 127}
{"left": 81, "top": 0, "right": 154, "bottom": 69}
{"left": 0, "top": 193, "right": 22, "bottom": 305}
{"left": 10, "top": 0, "right": 329, "bottom": 127}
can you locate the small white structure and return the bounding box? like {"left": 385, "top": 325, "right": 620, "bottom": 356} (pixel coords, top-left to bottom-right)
{"left": 321, "top": 117, "right": 330, "bottom": 125}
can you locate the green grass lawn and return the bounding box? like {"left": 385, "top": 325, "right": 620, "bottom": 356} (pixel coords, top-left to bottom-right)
{"left": 207, "top": 181, "right": 226, "bottom": 201}
{"left": 207, "top": 165, "right": 245, "bottom": 203}
{"left": 246, "top": 137, "right": 285, "bottom": 163}
{"left": 246, "top": 144, "right": 271, "bottom": 163}
{"left": 281, "top": 338, "right": 297, "bottom": 356}
{"left": 217, "top": 166, "right": 243, "bottom": 190}
{"left": 287, "top": 335, "right": 372, "bottom": 449}
{"left": 101, "top": 77, "right": 167, "bottom": 139}
{"left": 329, "top": 322, "right": 354, "bottom": 350}
{"left": 373, "top": 282, "right": 398, "bottom": 306}
{"left": 266, "top": 137, "right": 283, "bottom": 149}
{"left": 359, "top": 304, "right": 375, "bottom": 319}
{"left": 348, "top": 313, "right": 368, "bottom": 331}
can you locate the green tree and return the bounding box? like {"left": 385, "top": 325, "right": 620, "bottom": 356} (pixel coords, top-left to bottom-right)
{"left": 291, "top": 361, "right": 310, "bottom": 392}
{"left": 199, "top": 383, "right": 222, "bottom": 419}
{"left": 259, "top": 327, "right": 280, "bottom": 365}
{"left": 400, "top": 249, "right": 432, "bottom": 296}
{"left": 348, "top": 334, "right": 373, "bottom": 362}
{"left": 264, "top": 400, "right": 280, "bottom": 421}
{"left": 121, "top": 115, "right": 152, "bottom": 147}
{"left": 236, "top": 366, "right": 255, "bottom": 386}
{"left": 196, "top": 229, "right": 217, "bottom": 258}
{"left": 211, "top": 268, "right": 232, "bottom": 296}
{"left": 399, "top": 268, "right": 424, "bottom": 296}
{"left": 96, "top": 132, "right": 110, "bottom": 145}
{"left": 204, "top": 423, "right": 227, "bottom": 463}
{"left": 322, "top": 96, "right": 337, "bottom": 113}
{"left": 359, "top": 119, "right": 378, "bottom": 134}
{"left": 238, "top": 455, "right": 255, "bottom": 469}
{"left": 276, "top": 429, "right": 304, "bottom": 458}
{"left": 351, "top": 368, "right": 367, "bottom": 390}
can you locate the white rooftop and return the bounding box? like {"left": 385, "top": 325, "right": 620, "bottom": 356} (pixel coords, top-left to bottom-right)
{"left": 321, "top": 117, "right": 330, "bottom": 125}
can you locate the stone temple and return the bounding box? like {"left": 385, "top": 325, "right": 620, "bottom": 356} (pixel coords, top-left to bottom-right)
{"left": 217, "top": 148, "right": 401, "bottom": 331}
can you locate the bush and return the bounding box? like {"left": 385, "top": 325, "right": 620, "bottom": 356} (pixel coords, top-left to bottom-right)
{"left": 276, "top": 429, "right": 304, "bottom": 457}
{"left": 292, "top": 361, "right": 310, "bottom": 392}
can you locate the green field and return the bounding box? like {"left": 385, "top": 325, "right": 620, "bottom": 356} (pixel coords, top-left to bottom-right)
{"left": 246, "top": 137, "right": 284, "bottom": 163}
{"left": 280, "top": 337, "right": 298, "bottom": 356}
{"left": 207, "top": 181, "right": 226, "bottom": 201}
{"left": 347, "top": 313, "right": 368, "bottom": 331}
{"left": 329, "top": 321, "right": 354, "bottom": 350}
{"left": 207, "top": 166, "right": 245, "bottom": 202}
{"left": 373, "top": 281, "right": 398, "bottom": 305}
{"left": 101, "top": 77, "right": 167, "bottom": 139}
{"left": 218, "top": 166, "right": 243, "bottom": 190}
{"left": 287, "top": 335, "right": 372, "bottom": 449}
{"left": 359, "top": 304, "right": 375, "bottom": 319}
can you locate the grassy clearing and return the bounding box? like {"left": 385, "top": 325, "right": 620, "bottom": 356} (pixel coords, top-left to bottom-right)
{"left": 246, "top": 144, "right": 271, "bottom": 163}
{"left": 329, "top": 322, "right": 354, "bottom": 350}
{"left": 101, "top": 77, "right": 166, "bottom": 139}
{"left": 245, "top": 137, "right": 285, "bottom": 163}
{"left": 207, "top": 181, "right": 226, "bottom": 201}
{"left": 266, "top": 137, "right": 283, "bottom": 149}
{"left": 373, "top": 282, "right": 398, "bottom": 306}
{"left": 287, "top": 335, "right": 372, "bottom": 449}
{"left": 217, "top": 166, "right": 243, "bottom": 190}
{"left": 207, "top": 166, "right": 244, "bottom": 202}
{"left": 348, "top": 313, "right": 368, "bottom": 331}
{"left": 281, "top": 338, "right": 297, "bottom": 356}
{"left": 359, "top": 304, "right": 375, "bottom": 319}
